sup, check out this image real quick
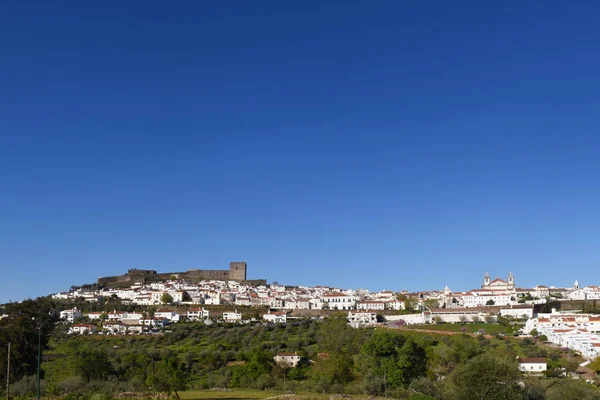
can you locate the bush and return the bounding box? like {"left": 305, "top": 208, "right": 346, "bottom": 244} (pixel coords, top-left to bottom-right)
{"left": 9, "top": 375, "right": 39, "bottom": 398}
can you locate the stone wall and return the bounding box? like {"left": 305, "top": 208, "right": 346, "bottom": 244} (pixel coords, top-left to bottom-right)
{"left": 98, "top": 261, "right": 252, "bottom": 287}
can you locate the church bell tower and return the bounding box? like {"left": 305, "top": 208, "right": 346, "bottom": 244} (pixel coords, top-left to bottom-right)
{"left": 507, "top": 271, "right": 515, "bottom": 289}
{"left": 483, "top": 272, "right": 490, "bottom": 288}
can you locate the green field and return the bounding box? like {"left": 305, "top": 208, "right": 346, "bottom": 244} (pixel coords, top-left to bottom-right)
{"left": 405, "top": 323, "right": 509, "bottom": 334}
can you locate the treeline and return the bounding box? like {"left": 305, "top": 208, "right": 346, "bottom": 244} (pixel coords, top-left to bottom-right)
{"left": 0, "top": 298, "right": 58, "bottom": 384}
{"left": 2, "top": 299, "right": 600, "bottom": 400}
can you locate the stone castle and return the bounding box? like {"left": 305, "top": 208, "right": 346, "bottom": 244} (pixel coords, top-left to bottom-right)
{"left": 98, "top": 261, "right": 265, "bottom": 287}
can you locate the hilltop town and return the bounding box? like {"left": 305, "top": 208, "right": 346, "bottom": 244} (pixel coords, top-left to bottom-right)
{"left": 38, "top": 262, "right": 600, "bottom": 363}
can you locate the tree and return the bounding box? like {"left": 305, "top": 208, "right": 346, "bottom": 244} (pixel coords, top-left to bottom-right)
{"left": 72, "top": 347, "right": 115, "bottom": 382}
{"left": 145, "top": 357, "right": 187, "bottom": 395}
{"left": 588, "top": 356, "right": 600, "bottom": 373}
{"left": 472, "top": 315, "right": 481, "bottom": 323}
{"left": 358, "top": 330, "right": 427, "bottom": 395}
{"left": 399, "top": 296, "right": 418, "bottom": 311}
{"left": 0, "top": 298, "right": 59, "bottom": 383}
{"left": 423, "top": 299, "right": 439, "bottom": 310}
{"left": 545, "top": 379, "right": 600, "bottom": 400}
{"left": 485, "top": 300, "right": 495, "bottom": 306}
{"left": 459, "top": 315, "right": 468, "bottom": 324}
{"left": 161, "top": 293, "right": 174, "bottom": 304}
{"left": 446, "top": 353, "right": 523, "bottom": 400}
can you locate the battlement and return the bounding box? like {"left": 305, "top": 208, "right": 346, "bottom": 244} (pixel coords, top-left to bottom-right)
{"left": 127, "top": 269, "right": 157, "bottom": 276}
{"left": 98, "top": 261, "right": 250, "bottom": 287}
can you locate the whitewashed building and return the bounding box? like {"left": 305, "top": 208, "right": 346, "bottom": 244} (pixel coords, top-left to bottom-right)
{"left": 274, "top": 352, "right": 301, "bottom": 367}
{"left": 356, "top": 301, "right": 386, "bottom": 311}
{"left": 60, "top": 308, "right": 83, "bottom": 323}
{"left": 222, "top": 310, "right": 242, "bottom": 322}
{"left": 187, "top": 308, "right": 210, "bottom": 321}
{"left": 518, "top": 358, "right": 547, "bottom": 373}
{"left": 69, "top": 323, "right": 97, "bottom": 335}
{"left": 323, "top": 293, "right": 356, "bottom": 310}
{"left": 347, "top": 311, "right": 377, "bottom": 327}
{"left": 263, "top": 310, "right": 287, "bottom": 323}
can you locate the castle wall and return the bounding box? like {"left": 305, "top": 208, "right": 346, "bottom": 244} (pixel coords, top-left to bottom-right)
{"left": 99, "top": 262, "right": 252, "bottom": 287}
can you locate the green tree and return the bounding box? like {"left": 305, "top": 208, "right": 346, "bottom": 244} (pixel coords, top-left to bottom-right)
{"left": 230, "top": 348, "right": 274, "bottom": 387}
{"left": 423, "top": 299, "right": 439, "bottom": 310}
{"left": 161, "top": 293, "right": 174, "bottom": 304}
{"left": 446, "top": 352, "right": 523, "bottom": 400}
{"left": 358, "top": 330, "right": 427, "bottom": 395}
{"left": 73, "top": 347, "right": 114, "bottom": 382}
{"left": 486, "top": 299, "right": 495, "bottom": 306}
{"left": 318, "top": 314, "right": 363, "bottom": 355}
{"left": 309, "top": 353, "right": 353, "bottom": 385}
{"left": 398, "top": 295, "right": 418, "bottom": 311}
{"left": 145, "top": 357, "right": 187, "bottom": 394}
{"left": 545, "top": 379, "right": 600, "bottom": 400}
{"left": 0, "top": 298, "right": 59, "bottom": 383}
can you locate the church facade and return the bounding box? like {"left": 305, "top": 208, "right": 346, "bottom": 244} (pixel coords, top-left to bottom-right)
{"left": 482, "top": 271, "right": 515, "bottom": 291}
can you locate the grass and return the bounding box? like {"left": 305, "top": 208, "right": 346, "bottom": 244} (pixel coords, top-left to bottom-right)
{"left": 406, "top": 323, "right": 509, "bottom": 334}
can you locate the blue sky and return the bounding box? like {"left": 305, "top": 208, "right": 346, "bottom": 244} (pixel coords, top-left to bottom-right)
{"left": 1, "top": 1, "right": 600, "bottom": 302}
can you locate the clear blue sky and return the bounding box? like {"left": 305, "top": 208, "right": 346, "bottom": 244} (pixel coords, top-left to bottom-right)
{"left": 1, "top": 1, "right": 600, "bottom": 303}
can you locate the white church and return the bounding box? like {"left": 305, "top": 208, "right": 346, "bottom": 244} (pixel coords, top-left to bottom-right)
{"left": 481, "top": 271, "right": 516, "bottom": 291}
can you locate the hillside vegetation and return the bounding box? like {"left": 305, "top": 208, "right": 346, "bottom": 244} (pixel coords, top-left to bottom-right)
{"left": 2, "top": 298, "right": 600, "bottom": 400}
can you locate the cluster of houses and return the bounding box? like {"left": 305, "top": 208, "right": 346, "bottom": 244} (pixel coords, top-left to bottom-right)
{"left": 53, "top": 272, "right": 598, "bottom": 315}
{"left": 60, "top": 306, "right": 292, "bottom": 335}
{"left": 51, "top": 272, "right": 600, "bottom": 336}
{"left": 524, "top": 310, "right": 600, "bottom": 360}
{"left": 53, "top": 281, "right": 408, "bottom": 311}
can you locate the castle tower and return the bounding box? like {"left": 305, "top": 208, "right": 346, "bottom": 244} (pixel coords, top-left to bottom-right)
{"left": 229, "top": 261, "right": 247, "bottom": 281}
{"left": 507, "top": 271, "right": 515, "bottom": 289}
{"left": 483, "top": 272, "right": 490, "bottom": 288}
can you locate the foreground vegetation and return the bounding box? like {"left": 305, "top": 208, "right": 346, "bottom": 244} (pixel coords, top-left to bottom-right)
{"left": 2, "top": 298, "right": 600, "bottom": 400}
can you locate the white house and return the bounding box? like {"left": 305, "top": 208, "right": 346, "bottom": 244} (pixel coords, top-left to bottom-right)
{"left": 85, "top": 312, "right": 105, "bottom": 321}
{"left": 222, "top": 310, "right": 242, "bottom": 323}
{"left": 263, "top": 310, "right": 287, "bottom": 323}
{"left": 107, "top": 310, "right": 125, "bottom": 321}
{"left": 274, "top": 352, "right": 301, "bottom": 367}
{"left": 569, "top": 286, "right": 600, "bottom": 301}
{"left": 155, "top": 310, "right": 180, "bottom": 322}
{"left": 356, "top": 301, "right": 386, "bottom": 311}
{"left": 386, "top": 299, "right": 405, "bottom": 310}
{"left": 103, "top": 321, "right": 126, "bottom": 334}
{"left": 347, "top": 311, "right": 377, "bottom": 327}
{"left": 323, "top": 293, "right": 356, "bottom": 310}
{"left": 187, "top": 308, "right": 210, "bottom": 321}
{"left": 235, "top": 296, "right": 252, "bottom": 306}
{"left": 69, "top": 323, "right": 97, "bottom": 335}
{"left": 518, "top": 358, "right": 547, "bottom": 373}
{"left": 60, "top": 308, "right": 83, "bottom": 323}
